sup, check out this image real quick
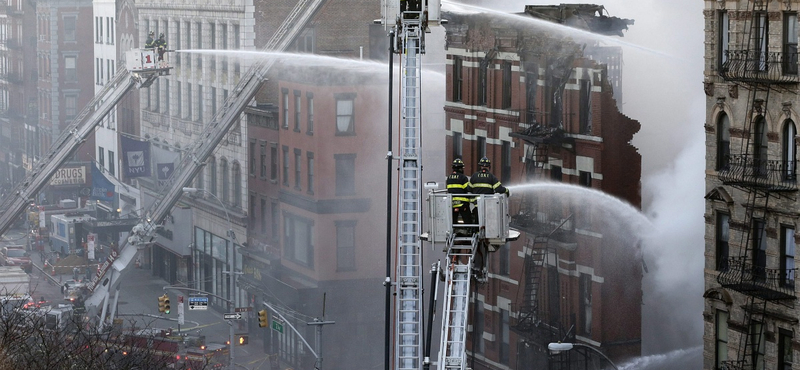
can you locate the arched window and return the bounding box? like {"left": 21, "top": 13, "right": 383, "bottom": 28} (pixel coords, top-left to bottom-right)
{"left": 784, "top": 120, "right": 797, "bottom": 180}
{"left": 232, "top": 161, "right": 242, "bottom": 206}
{"left": 221, "top": 158, "right": 229, "bottom": 203}
{"left": 753, "top": 117, "right": 768, "bottom": 177}
{"left": 717, "top": 113, "right": 731, "bottom": 170}
{"left": 208, "top": 156, "right": 217, "bottom": 196}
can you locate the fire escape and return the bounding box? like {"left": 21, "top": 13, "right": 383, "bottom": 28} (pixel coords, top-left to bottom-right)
{"left": 715, "top": 2, "right": 799, "bottom": 369}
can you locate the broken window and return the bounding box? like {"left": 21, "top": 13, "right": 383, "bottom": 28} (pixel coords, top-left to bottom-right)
{"left": 579, "top": 79, "right": 592, "bottom": 134}
{"left": 453, "top": 56, "right": 463, "bottom": 102}
{"left": 717, "top": 113, "right": 731, "bottom": 171}
{"left": 477, "top": 60, "right": 488, "bottom": 106}
{"left": 501, "top": 61, "right": 512, "bottom": 109}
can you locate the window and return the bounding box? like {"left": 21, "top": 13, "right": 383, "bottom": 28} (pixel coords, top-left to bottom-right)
{"left": 453, "top": 132, "right": 462, "bottom": 160}
{"left": 284, "top": 213, "right": 313, "bottom": 267}
{"left": 282, "top": 146, "right": 289, "bottom": 186}
{"left": 233, "top": 24, "right": 240, "bottom": 49}
{"left": 579, "top": 171, "right": 592, "bottom": 187}
{"left": 499, "top": 309, "right": 509, "bottom": 364}
{"left": 478, "top": 60, "right": 488, "bottom": 106}
{"left": 781, "top": 225, "right": 795, "bottom": 287}
{"left": 232, "top": 162, "right": 241, "bottom": 205}
{"left": 783, "top": 120, "right": 797, "bottom": 180}
{"left": 108, "top": 151, "right": 115, "bottom": 176}
{"left": 271, "top": 201, "right": 279, "bottom": 240}
{"left": 260, "top": 199, "right": 267, "bottom": 234}
{"left": 719, "top": 11, "right": 730, "bottom": 69}
{"left": 753, "top": 219, "right": 767, "bottom": 281}
{"left": 335, "top": 154, "right": 356, "bottom": 196}
{"left": 779, "top": 329, "right": 793, "bottom": 370}
{"left": 784, "top": 13, "right": 798, "bottom": 75}
{"left": 579, "top": 79, "right": 592, "bottom": 134}
{"left": 282, "top": 90, "right": 289, "bottom": 129}
{"left": 294, "top": 149, "right": 302, "bottom": 190}
{"left": 196, "top": 85, "right": 203, "bottom": 122}
{"left": 196, "top": 22, "right": 202, "bottom": 48}
{"left": 270, "top": 144, "right": 278, "bottom": 181}
{"left": 335, "top": 95, "right": 355, "bottom": 135}
{"left": 717, "top": 212, "right": 730, "bottom": 271}
{"left": 755, "top": 11, "right": 769, "bottom": 71}
{"left": 63, "top": 16, "right": 76, "bottom": 41}
{"left": 715, "top": 310, "right": 728, "bottom": 368}
{"left": 221, "top": 24, "right": 228, "bottom": 49}
{"left": 336, "top": 221, "right": 356, "bottom": 271}
{"left": 307, "top": 152, "right": 314, "bottom": 194}
{"left": 249, "top": 140, "right": 256, "bottom": 176}
{"left": 208, "top": 157, "right": 217, "bottom": 196}
{"left": 501, "top": 140, "right": 511, "bottom": 183}
{"left": 551, "top": 165, "right": 562, "bottom": 182}
{"left": 754, "top": 117, "right": 768, "bottom": 177}
{"left": 294, "top": 91, "right": 301, "bottom": 132}
{"left": 477, "top": 136, "right": 486, "bottom": 160}
{"left": 221, "top": 158, "right": 229, "bottom": 203}
{"left": 453, "top": 56, "right": 463, "bottom": 102}
{"left": 307, "top": 93, "right": 314, "bottom": 134}
{"left": 259, "top": 142, "right": 267, "bottom": 178}
{"left": 210, "top": 22, "right": 216, "bottom": 49}
{"left": 474, "top": 303, "right": 484, "bottom": 353}
{"left": 501, "top": 61, "right": 512, "bottom": 109}
{"left": 750, "top": 321, "right": 765, "bottom": 370}
{"left": 65, "top": 56, "right": 77, "bottom": 81}
{"left": 95, "top": 17, "right": 102, "bottom": 43}
{"left": 717, "top": 113, "right": 731, "bottom": 171}
{"left": 580, "top": 273, "right": 592, "bottom": 335}
{"left": 98, "top": 147, "right": 105, "bottom": 170}
{"left": 65, "top": 94, "right": 77, "bottom": 120}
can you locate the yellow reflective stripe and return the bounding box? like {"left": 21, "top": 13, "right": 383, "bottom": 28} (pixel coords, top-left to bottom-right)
{"left": 472, "top": 183, "right": 493, "bottom": 188}
{"left": 452, "top": 197, "right": 471, "bottom": 202}
{"left": 447, "top": 183, "right": 469, "bottom": 189}
{"left": 492, "top": 182, "right": 501, "bottom": 189}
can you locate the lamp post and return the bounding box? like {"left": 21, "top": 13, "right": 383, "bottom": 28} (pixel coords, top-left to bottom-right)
{"left": 547, "top": 342, "right": 620, "bottom": 370}
{"left": 182, "top": 187, "right": 238, "bottom": 369}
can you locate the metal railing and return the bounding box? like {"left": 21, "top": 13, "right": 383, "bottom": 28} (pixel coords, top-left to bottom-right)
{"left": 716, "top": 256, "right": 797, "bottom": 301}
{"left": 716, "top": 155, "right": 798, "bottom": 191}
{"left": 720, "top": 49, "right": 800, "bottom": 84}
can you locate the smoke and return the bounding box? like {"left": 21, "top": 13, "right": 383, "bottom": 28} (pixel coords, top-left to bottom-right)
{"left": 451, "top": 0, "right": 706, "bottom": 365}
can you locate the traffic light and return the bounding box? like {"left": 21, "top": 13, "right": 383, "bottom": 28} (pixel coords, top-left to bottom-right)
{"left": 158, "top": 294, "right": 166, "bottom": 313}
{"left": 258, "top": 309, "right": 268, "bottom": 328}
{"left": 237, "top": 335, "right": 249, "bottom": 345}
{"left": 163, "top": 295, "right": 171, "bottom": 314}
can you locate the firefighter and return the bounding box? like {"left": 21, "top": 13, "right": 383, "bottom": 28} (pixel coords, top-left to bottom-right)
{"left": 156, "top": 33, "right": 167, "bottom": 62}
{"left": 145, "top": 31, "right": 155, "bottom": 49}
{"left": 446, "top": 158, "right": 473, "bottom": 226}
{"left": 469, "top": 157, "right": 509, "bottom": 282}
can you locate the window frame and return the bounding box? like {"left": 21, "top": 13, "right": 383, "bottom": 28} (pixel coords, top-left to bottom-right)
{"left": 781, "top": 225, "right": 796, "bottom": 287}
{"left": 717, "top": 113, "right": 731, "bottom": 171}
{"left": 335, "top": 220, "right": 356, "bottom": 271}
{"left": 717, "top": 212, "right": 730, "bottom": 271}
{"left": 335, "top": 93, "right": 356, "bottom": 135}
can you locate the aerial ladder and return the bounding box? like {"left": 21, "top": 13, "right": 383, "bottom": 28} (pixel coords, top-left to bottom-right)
{"left": 383, "top": 1, "right": 518, "bottom": 369}
{"left": 0, "top": 0, "right": 326, "bottom": 331}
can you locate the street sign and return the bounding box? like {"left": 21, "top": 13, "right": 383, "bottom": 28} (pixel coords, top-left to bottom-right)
{"left": 223, "top": 313, "right": 242, "bottom": 320}
{"left": 234, "top": 307, "right": 252, "bottom": 313}
{"left": 188, "top": 296, "right": 208, "bottom": 311}
{"left": 271, "top": 320, "right": 284, "bottom": 333}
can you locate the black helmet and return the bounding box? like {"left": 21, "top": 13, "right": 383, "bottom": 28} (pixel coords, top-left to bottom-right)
{"left": 149, "top": 31, "right": 154, "bottom": 36}
{"left": 452, "top": 158, "right": 464, "bottom": 170}
{"left": 159, "top": 33, "right": 164, "bottom": 38}
{"left": 479, "top": 157, "right": 491, "bottom": 168}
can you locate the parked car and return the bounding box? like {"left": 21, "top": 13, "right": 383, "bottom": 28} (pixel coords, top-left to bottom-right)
{"left": 0, "top": 247, "right": 31, "bottom": 272}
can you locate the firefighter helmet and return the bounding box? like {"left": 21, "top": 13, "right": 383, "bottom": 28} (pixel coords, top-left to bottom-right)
{"left": 452, "top": 158, "right": 464, "bottom": 170}
{"left": 149, "top": 31, "right": 154, "bottom": 36}
{"left": 479, "top": 157, "right": 491, "bottom": 168}
{"left": 159, "top": 33, "right": 164, "bottom": 38}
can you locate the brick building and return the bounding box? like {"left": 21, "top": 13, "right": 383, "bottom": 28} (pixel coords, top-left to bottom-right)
{"left": 443, "top": 5, "right": 642, "bottom": 369}
{"left": 703, "top": 1, "right": 800, "bottom": 369}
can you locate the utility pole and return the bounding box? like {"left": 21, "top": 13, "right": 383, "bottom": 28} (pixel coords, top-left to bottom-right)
{"left": 307, "top": 293, "right": 335, "bottom": 370}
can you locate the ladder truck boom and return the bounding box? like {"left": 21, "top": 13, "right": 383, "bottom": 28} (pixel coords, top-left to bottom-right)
{"left": 0, "top": 56, "right": 164, "bottom": 239}
{"left": 85, "top": 0, "right": 328, "bottom": 330}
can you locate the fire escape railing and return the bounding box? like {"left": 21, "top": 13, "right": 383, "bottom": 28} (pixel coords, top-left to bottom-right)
{"left": 716, "top": 155, "right": 798, "bottom": 192}
{"left": 720, "top": 50, "right": 799, "bottom": 84}
{"left": 716, "top": 256, "right": 798, "bottom": 301}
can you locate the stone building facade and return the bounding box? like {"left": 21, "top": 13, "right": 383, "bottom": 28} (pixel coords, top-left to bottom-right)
{"left": 703, "top": 1, "right": 800, "bottom": 370}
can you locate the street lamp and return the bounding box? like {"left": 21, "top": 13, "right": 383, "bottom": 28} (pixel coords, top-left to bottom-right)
{"left": 547, "top": 342, "right": 619, "bottom": 370}
{"left": 182, "top": 187, "right": 239, "bottom": 369}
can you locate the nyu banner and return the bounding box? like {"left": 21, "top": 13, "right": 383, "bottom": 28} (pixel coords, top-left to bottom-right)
{"left": 153, "top": 145, "right": 180, "bottom": 190}
{"left": 90, "top": 163, "right": 115, "bottom": 202}
{"left": 121, "top": 136, "right": 151, "bottom": 178}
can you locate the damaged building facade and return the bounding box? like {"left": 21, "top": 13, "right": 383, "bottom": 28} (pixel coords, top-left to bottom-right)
{"left": 443, "top": 4, "right": 642, "bottom": 369}
{"left": 703, "top": 1, "right": 800, "bottom": 369}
